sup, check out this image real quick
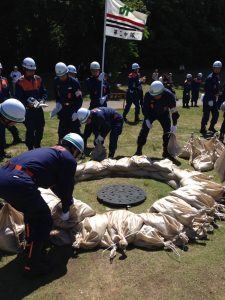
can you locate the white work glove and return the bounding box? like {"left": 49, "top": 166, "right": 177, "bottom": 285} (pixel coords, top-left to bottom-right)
{"left": 50, "top": 102, "right": 62, "bottom": 118}
{"left": 98, "top": 72, "right": 105, "bottom": 81}
{"left": 145, "top": 119, "right": 153, "bottom": 129}
{"left": 95, "top": 134, "right": 104, "bottom": 144}
{"left": 75, "top": 90, "right": 82, "bottom": 97}
{"left": 208, "top": 100, "right": 214, "bottom": 107}
{"left": 170, "top": 125, "right": 177, "bottom": 133}
{"left": 99, "top": 95, "right": 107, "bottom": 105}
{"left": 60, "top": 211, "right": 70, "bottom": 221}
{"left": 37, "top": 99, "right": 48, "bottom": 108}
{"left": 220, "top": 102, "right": 225, "bottom": 112}
{"left": 71, "top": 112, "right": 78, "bottom": 121}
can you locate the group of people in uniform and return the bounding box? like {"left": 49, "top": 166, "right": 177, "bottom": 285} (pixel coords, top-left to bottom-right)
{"left": 0, "top": 56, "right": 224, "bottom": 278}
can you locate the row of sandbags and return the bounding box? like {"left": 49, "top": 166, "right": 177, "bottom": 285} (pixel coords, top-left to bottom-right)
{"left": 179, "top": 134, "right": 225, "bottom": 172}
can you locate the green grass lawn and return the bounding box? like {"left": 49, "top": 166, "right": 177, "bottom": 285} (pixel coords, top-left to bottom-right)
{"left": 1, "top": 106, "right": 225, "bottom": 300}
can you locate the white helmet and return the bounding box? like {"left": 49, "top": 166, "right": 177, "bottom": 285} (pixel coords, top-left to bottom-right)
{"left": 68, "top": 64, "right": 77, "bottom": 73}
{"left": 0, "top": 62, "right": 2, "bottom": 69}
{"left": 62, "top": 133, "right": 84, "bottom": 153}
{"left": 22, "top": 57, "right": 36, "bottom": 70}
{"left": 77, "top": 108, "right": 90, "bottom": 124}
{"left": 186, "top": 73, "right": 192, "bottom": 79}
{"left": 55, "top": 62, "right": 68, "bottom": 77}
{"left": 0, "top": 98, "right": 25, "bottom": 122}
{"left": 132, "top": 63, "right": 140, "bottom": 70}
{"left": 213, "top": 61, "right": 222, "bottom": 68}
{"left": 197, "top": 73, "right": 202, "bottom": 77}
{"left": 90, "top": 61, "right": 100, "bottom": 70}
{"left": 149, "top": 80, "right": 164, "bottom": 96}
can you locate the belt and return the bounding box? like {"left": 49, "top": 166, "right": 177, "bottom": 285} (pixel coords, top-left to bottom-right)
{"left": 3, "top": 162, "right": 34, "bottom": 178}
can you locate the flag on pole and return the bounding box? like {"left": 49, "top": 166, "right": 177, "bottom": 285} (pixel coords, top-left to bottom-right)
{"left": 105, "top": 0, "right": 148, "bottom": 41}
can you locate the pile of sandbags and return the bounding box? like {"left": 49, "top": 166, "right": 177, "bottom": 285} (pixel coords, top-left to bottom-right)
{"left": 179, "top": 134, "right": 225, "bottom": 172}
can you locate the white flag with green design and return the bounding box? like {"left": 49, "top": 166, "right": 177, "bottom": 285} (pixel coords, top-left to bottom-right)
{"left": 105, "top": 0, "right": 147, "bottom": 40}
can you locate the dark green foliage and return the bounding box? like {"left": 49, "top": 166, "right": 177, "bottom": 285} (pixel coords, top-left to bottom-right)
{"left": 0, "top": 0, "right": 224, "bottom": 73}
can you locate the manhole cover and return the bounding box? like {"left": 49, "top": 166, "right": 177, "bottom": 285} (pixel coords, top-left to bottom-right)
{"left": 97, "top": 184, "right": 146, "bottom": 207}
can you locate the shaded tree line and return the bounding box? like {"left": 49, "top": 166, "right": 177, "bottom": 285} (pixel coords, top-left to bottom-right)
{"left": 0, "top": 0, "right": 225, "bottom": 74}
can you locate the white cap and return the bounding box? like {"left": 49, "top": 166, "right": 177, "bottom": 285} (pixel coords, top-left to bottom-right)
{"left": 0, "top": 98, "right": 26, "bottom": 122}
{"left": 77, "top": 108, "right": 91, "bottom": 123}
{"left": 22, "top": 57, "right": 36, "bottom": 70}
{"left": 132, "top": 63, "right": 140, "bottom": 70}
{"left": 213, "top": 61, "right": 222, "bottom": 68}
{"left": 149, "top": 81, "right": 164, "bottom": 96}
{"left": 68, "top": 65, "right": 77, "bottom": 73}
{"left": 90, "top": 61, "right": 100, "bottom": 70}
{"left": 55, "top": 62, "right": 68, "bottom": 77}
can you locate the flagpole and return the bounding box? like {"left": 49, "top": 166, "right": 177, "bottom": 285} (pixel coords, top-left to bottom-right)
{"left": 100, "top": 0, "right": 108, "bottom": 98}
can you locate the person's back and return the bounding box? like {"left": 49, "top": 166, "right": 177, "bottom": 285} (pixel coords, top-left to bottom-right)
{"left": 9, "top": 146, "right": 76, "bottom": 188}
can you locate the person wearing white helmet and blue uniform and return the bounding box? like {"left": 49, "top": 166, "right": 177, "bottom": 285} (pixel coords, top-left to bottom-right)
{"left": 135, "top": 80, "right": 180, "bottom": 160}
{"left": 123, "top": 63, "right": 142, "bottom": 123}
{"left": 200, "top": 60, "right": 222, "bottom": 134}
{"left": 0, "top": 132, "right": 84, "bottom": 277}
{"left": 15, "top": 57, "right": 48, "bottom": 150}
{"left": 0, "top": 98, "right": 26, "bottom": 159}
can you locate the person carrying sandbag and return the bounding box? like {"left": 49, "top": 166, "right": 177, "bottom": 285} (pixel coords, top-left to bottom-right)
{"left": 135, "top": 81, "right": 180, "bottom": 160}
{"left": 0, "top": 132, "right": 84, "bottom": 278}
{"left": 76, "top": 107, "right": 123, "bottom": 159}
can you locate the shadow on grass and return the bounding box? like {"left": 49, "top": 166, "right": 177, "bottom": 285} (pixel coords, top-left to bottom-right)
{"left": 0, "top": 245, "right": 74, "bottom": 300}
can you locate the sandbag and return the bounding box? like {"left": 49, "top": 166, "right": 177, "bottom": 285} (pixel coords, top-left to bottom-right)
{"left": 139, "top": 212, "right": 188, "bottom": 246}
{"left": 73, "top": 213, "right": 109, "bottom": 249}
{"left": 149, "top": 196, "right": 212, "bottom": 239}
{"left": 167, "top": 133, "right": 181, "bottom": 157}
{"left": 90, "top": 144, "right": 107, "bottom": 162}
{"left": 214, "top": 148, "right": 225, "bottom": 182}
{"left": 0, "top": 204, "right": 24, "bottom": 253}
{"left": 40, "top": 188, "right": 96, "bottom": 229}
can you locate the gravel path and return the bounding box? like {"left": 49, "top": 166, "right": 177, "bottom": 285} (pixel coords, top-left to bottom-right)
{"left": 44, "top": 98, "right": 198, "bottom": 112}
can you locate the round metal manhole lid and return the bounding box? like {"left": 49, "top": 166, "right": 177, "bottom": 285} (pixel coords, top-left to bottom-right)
{"left": 97, "top": 184, "right": 146, "bottom": 207}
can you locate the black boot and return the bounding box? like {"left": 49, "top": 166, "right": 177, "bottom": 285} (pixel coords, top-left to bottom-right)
{"left": 135, "top": 145, "right": 143, "bottom": 156}
{"left": 108, "top": 151, "right": 115, "bottom": 159}
{"left": 23, "top": 242, "right": 52, "bottom": 278}
{"left": 123, "top": 115, "right": 127, "bottom": 122}
{"left": 208, "top": 126, "right": 217, "bottom": 133}
{"left": 200, "top": 126, "right": 207, "bottom": 134}
{"left": 12, "top": 137, "right": 23, "bottom": 145}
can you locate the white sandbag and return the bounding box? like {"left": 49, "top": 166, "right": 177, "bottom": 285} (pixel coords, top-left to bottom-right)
{"left": 139, "top": 212, "right": 188, "bottom": 246}
{"left": 73, "top": 213, "right": 109, "bottom": 249}
{"left": 191, "top": 153, "right": 214, "bottom": 172}
{"left": 106, "top": 210, "right": 144, "bottom": 246}
{"left": 214, "top": 148, "right": 225, "bottom": 182}
{"left": 180, "top": 175, "right": 224, "bottom": 200}
{"left": 133, "top": 225, "right": 166, "bottom": 249}
{"left": 40, "top": 188, "right": 96, "bottom": 229}
{"left": 39, "top": 188, "right": 60, "bottom": 212}
{"left": 167, "top": 133, "right": 181, "bottom": 157}
{"left": 0, "top": 204, "right": 24, "bottom": 253}
{"left": 170, "top": 186, "right": 215, "bottom": 210}
{"left": 149, "top": 196, "right": 211, "bottom": 238}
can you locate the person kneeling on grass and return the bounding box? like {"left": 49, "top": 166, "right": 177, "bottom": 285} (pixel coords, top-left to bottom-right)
{"left": 0, "top": 132, "right": 84, "bottom": 278}
{"left": 135, "top": 80, "right": 180, "bottom": 160}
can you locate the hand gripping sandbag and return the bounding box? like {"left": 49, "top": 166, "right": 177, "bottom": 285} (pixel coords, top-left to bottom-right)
{"left": 0, "top": 203, "right": 24, "bottom": 253}
{"left": 167, "top": 133, "right": 181, "bottom": 157}
{"left": 90, "top": 144, "right": 107, "bottom": 162}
